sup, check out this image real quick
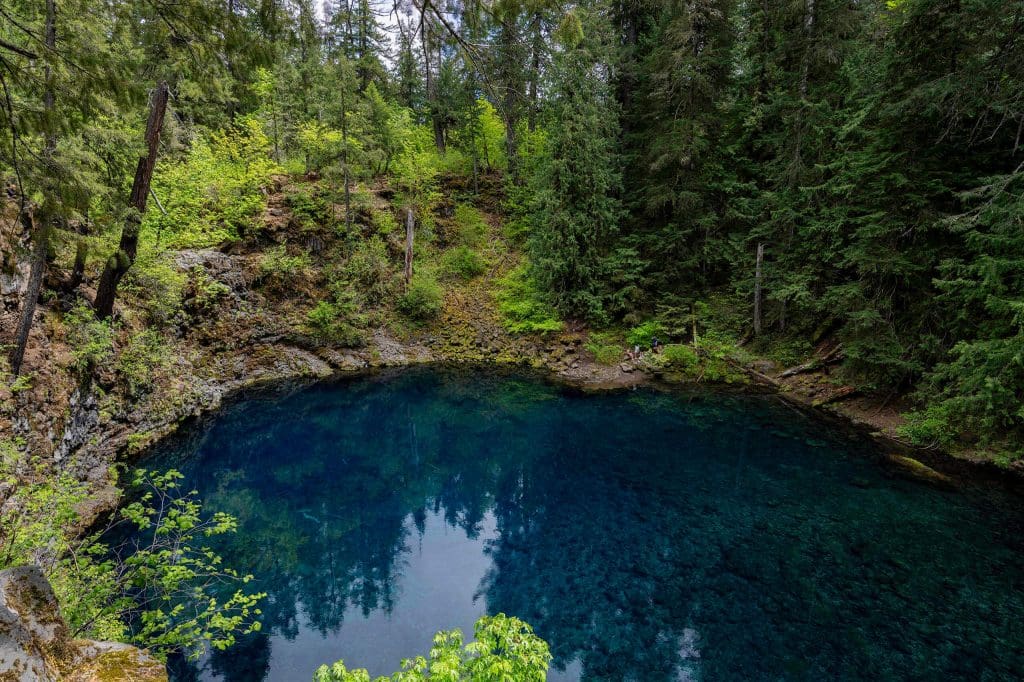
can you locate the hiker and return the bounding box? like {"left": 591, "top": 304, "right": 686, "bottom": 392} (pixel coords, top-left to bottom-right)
{"left": 651, "top": 337, "right": 660, "bottom": 353}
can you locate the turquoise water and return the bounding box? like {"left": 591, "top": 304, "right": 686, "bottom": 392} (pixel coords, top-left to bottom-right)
{"left": 140, "top": 367, "right": 1024, "bottom": 681}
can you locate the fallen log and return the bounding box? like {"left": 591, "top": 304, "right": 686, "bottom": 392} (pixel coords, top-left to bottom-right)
{"left": 812, "top": 385, "right": 858, "bottom": 406}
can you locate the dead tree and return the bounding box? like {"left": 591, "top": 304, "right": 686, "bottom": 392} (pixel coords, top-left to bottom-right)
{"left": 94, "top": 81, "right": 169, "bottom": 319}
{"left": 753, "top": 242, "right": 764, "bottom": 336}
{"left": 404, "top": 208, "right": 415, "bottom": 285}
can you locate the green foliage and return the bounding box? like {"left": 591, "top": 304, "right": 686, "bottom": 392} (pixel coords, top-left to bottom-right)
{"left": 451, "top": 204, "right": 488, "bottom": 247}
{"left": 898, "top": 404, "right": 958, "bottom": 449}
{"left": 115, "top": 329, "right": 169, "bottom": 399}
{"left": 440, "top": 247, "right": 487, "bottom": 280}
{"left": 694, "top": 332, "right": 748, "bottom": 384}
{"left": 258, "top": 246, "right": 312, "bottom": 292}
{"left": 391, "top": 122, "right": 441, "bottom": 214}
{"left": 494, "top": 264, "right": 563, "bottom": 334}
{"left": 626, "top": 321, "right": 666, "bottom": 349}
{"left": 371, "top": 207, "right": 400, "bottom": 236}
{"left": 585, "top": 332, "right": 622, "bottom": 365}
{"left": 120, "top": 249, "right": 188, "bottom": 326}
{"left": 660, "top": 344, "right": 700, "bottom": 373}
{"left": 297, "top": 121, "right": 344, "bottom": 173}
{"left": 313, "top": 614, "right": 550, "bottom": 682}
{"left": 64, "top": 302, "right": 114, "bottom": 372}
{"left": 9, "top": 374, "right": 32, "bottom": 394}
{"left": 470, "top": 98, "right": 507, "bottom": 172}
{"left": 0, "top": 466, "right": 262, "bottom": 659}
{"left": 307, "top": 292, "right": 365, "bottom": 346}
{"left": 147, "top": 117, "right": 278, "bottom": 249}
{"left": 344, "top": 236, "right": 396, "bottom": 304}
{"left": 186, "top": 268, "right": 231, "bottom": 312}
{"left": 287, "top": 186, "right": 332, "bottom": 232}
{"left": 115, "top": 469, "right": 265, "bottom": 657}
{"left": 527, "top": 6, "right": 623, "bottom": 322}
{"left": 398, "top": 273, "right": 444, "bottom": 322}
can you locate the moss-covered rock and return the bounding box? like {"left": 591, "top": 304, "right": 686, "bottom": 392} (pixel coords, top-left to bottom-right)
{"left": 0, "top": 566, "right": 165, "bottom": 682}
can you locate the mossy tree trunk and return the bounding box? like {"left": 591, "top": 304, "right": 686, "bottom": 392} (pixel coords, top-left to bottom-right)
{"left": 94, "top": 81, "right": 169, "bottom": 320}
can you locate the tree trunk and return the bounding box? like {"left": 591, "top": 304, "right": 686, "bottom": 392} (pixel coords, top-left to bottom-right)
{"left": 421, "top": 17, "right": 445, "bottom": 152}
{"left": 504, "top": 117, "right": 518, "bottom": 180}
{"left": 404, "top": 209, "right": 415, "bottom": 285}
{"left": 9, "top": 212, "right": 45, "bottom": 378}
{"left": 94, "top": 81, "right": 169, "bottom": 320}
{"left": 66, "top": 239, "right": 87, "bottom": 290}
{"left": 9, "top": 0, "right": 56, "bottom": 379}
{"left": 753, "top": 243, "right": 764, "bottom": 336}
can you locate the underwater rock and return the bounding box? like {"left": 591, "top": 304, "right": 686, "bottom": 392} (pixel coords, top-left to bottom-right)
{"left": 886, "top": 454, "right": 956, "bottom": 488}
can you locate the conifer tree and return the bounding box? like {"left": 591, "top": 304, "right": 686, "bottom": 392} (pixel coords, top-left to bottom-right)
{"left": 528, "top": 7, "right": 622, "bottom": 320}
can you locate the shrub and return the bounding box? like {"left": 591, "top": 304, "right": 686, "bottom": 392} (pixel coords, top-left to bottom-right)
{"left": 146, "top": 116, "right": 278, "bottom": 248}
{"left": 898, "top": 404, "right": 958, "bottom": 448}
{"left": 371, "top": 207, "right": 399, "bottom": 236}
{"left": 585, "top": 332, "right": 622, "bottom": 365}
{"left": 627, "top": 321, "right": 666, "bottom": 349}
{"left": 314, "top": 614, "right": 550, "bottom": 682}
{"left": 121, "top": 249, "right": 187, "bottom": 325}
{"left": 115, "top": 329, "right": 169, "bottom": 399}
{"left": 286, "top": 186, "right": 331, "bottom": 231}
{"left": 186, "top": 269, "right": 231, "bottom": 312}
{"left": 694, "top": 332, "right": 747, "bottom": 383}
{"left": 398, "top": 273, "right": 444, "bottom": 321}
{"left": 494, "top": 263, "right": 562, "bottom": 334}
{"left": 258, "top": 245, "right": 312, "bottom": 291}
{"left": 344, "top": 236, "right": 395, "bottom": 304}
{"left": 306, "top": 293, "right": 365, "bottom": 347}
{"left": 660, "top": 344, "right": 700, "bottom": 373}
{"left": 64, "top": 303, "right": 114, "bottom": 372}
{"left": 440, "top": 246, "right": 486, "bottom": 280}
{"left": 452, "top": 204, "right": 487, "bottom": 247}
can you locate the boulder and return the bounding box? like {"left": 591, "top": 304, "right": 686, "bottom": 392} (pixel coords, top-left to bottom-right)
{"left": 0, "top": 566, "right": 166, "bottom": 682}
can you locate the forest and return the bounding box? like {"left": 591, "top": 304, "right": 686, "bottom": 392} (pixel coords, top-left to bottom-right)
{"left": 1, "top": 0, "right": 1023, "bottom": 677}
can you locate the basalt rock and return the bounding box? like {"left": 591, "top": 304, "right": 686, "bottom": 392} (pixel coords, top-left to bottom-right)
{"left": 0, "top": 566, "right": 165, "bottom": 682}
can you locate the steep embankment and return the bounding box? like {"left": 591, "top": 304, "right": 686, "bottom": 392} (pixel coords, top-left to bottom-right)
{"left": 0, "top": 174, "right": 640, "bottom": 528}
{"left": 2, "top": 168, "right": 1000, "bottom": 545}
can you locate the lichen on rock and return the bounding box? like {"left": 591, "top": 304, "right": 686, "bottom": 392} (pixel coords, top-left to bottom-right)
{"left": 0, "top": 566, "right": 165, "bottom": 682}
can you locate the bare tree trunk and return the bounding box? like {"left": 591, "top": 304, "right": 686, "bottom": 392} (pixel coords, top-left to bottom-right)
{"left": 9, "top": 0, "right": 56, "bottom": 379}
{"left": 94, "top": 81, "right": 169, "bottom": 320}
{"left": 66, "top": 239, "right": 87, "bottom": 290}
{"left": 753, "top": 243, "right": 764, "bottom": 336}
{"left": 9, "top": 213, "right": 44, "bottom": 378}
{"left": 404, "top": 208, "right": 415, "bottom": 286}
{"left": 421, "top": 17, "right": 445, "bottom": 152}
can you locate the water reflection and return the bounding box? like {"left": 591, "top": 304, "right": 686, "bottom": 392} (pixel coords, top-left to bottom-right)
{"left": 141, "top": 368, "right": 1024, "bottom": 681}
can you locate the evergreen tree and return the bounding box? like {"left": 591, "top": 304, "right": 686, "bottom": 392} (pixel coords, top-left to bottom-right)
{"left": 529, "top": 7, "right": 623, "bottom": 320}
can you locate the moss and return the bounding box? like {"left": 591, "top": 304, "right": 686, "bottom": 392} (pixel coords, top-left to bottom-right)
{"left": 66, "top": 646, "right": 167, "bottom": 682}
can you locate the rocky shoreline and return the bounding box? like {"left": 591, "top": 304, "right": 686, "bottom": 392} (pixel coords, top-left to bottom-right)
{"left": 4, "top": 231, "right": 1015, "bottom": 538}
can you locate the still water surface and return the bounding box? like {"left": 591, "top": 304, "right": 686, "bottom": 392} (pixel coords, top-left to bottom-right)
{"left": 141, "top": 367, "right": 1024, "bottom": 681}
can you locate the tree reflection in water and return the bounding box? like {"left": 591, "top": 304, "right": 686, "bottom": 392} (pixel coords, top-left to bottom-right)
{"left": 137, "top": 367, "right": 1024, "bottom": 682}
